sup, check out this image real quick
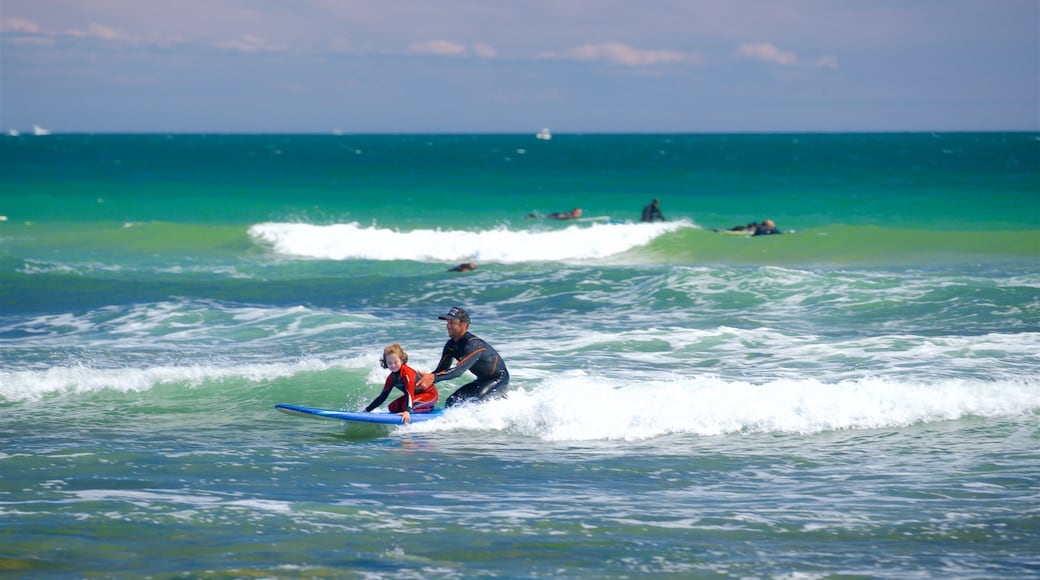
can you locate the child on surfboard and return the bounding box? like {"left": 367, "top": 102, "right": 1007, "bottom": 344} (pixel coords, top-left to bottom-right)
{"left": 363, "top": 343, "right": 438, "bottom": 424}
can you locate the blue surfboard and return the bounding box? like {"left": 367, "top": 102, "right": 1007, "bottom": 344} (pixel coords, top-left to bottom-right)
{"left": 275, "top": 403, "right": 443, "bottom": 425}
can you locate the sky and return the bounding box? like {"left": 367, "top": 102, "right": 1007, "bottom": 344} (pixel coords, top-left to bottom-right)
{"left": 1, "top": 0, "right": 1038, "bottom": 134}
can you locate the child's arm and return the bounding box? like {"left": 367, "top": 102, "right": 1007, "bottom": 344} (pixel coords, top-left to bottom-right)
{"left": 363, "top": 376, "right": 393, "bottom": 412}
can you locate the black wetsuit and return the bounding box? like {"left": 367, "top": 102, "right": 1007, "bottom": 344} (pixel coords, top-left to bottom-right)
{"left": 641, "top": 203, "right": 665, "bottom": 222}
{"left": 431, "top": 331, "right": 509, "bottom": 407}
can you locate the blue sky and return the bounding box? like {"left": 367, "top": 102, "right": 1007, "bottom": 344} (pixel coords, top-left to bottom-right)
{"left": 2, "top": 0, "right": 1037, "bottom": 133}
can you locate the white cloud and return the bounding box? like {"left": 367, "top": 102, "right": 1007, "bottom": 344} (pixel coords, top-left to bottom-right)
{"left": 735, "top": 42, "right": 840, "bottom": 70}
{"left": 1, "top": 17, "right": 40, "bottom": 33}
{"left": 86, "top": 23, "right": 128, "bottom": 41}
{"left": 0, "top": 16, "right": 51, "bottom": 44}
{"left": 542, "top": 43, "right": 699, "bottom": 67}
{"left": 472, "top": 43, "right": 497, "bottom": 58}
{"left": 409, "top": 39, "right": 467, "bottom": 56}
{"left": 1, "top": 15, "right": 281, "bottom": 53}
{"left": 735, "top": 42, "right": 798, "bottom": 65}
{"left": 1, "top": 17, "right": 129, "bottom": 42}
{"left": 217, "top": 34, "right": 287, "bottom": 53}
{"left": 408, "top": 40, "right": 497, "bottom": 58}
{"left": 4, "top": 17, "right": 159, "bottom": 47}
{"left": 57, "top": 22, "right": 131, "bottom": 42}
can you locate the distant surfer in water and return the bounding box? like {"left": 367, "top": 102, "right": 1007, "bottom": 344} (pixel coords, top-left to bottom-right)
{"left": 449, "top": 262, "right": 477, "bottom": 272}
{"left": 364, "top": 343, "right": 438, "bottom": 424}
{"left": 527, "top": 208, "right": 583, "bottom": 220}
{"left": 640, "top": 198, "right": 666, "bottom": 222}
{"left": 721, "top": 222, "right": 759, "bottom": 233}
{"left": 416, "top": 306, "right": 510, "bottom": 407}
{"left": 752, "top": 219, "right": 781, "bottom": 236}
{"left": 714, "top": 219, "right": 782, "bottom": 236}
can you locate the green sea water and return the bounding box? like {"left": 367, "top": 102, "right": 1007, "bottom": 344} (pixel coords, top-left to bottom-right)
{"left": 3, "top": 133, "right": 1037, "bottom": 227}
{"left": 1, "top": 133, "right": 1038, "bottom": 578}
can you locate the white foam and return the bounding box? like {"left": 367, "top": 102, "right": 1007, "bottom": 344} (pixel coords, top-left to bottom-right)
{"left": 248, "top": 220, "right": 687, "bottom": 263}
{"left": 4, "top": 355, "right": 1035, "bottom": 439}
{"left": 407, "top": 374, "right": 1040, "bottom": 441}
{"left": 1, "top": 301, "right": 375, "bottom": 347}
{"left": 69, "top": 489, "right": 294, "bottom": 516}
{"left": 0, "top": 358, "right": 346, "bottom": 402}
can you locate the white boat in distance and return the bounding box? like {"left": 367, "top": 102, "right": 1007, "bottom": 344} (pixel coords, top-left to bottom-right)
{"left": 536, "top": 128, "right": 552, "bottom": 140}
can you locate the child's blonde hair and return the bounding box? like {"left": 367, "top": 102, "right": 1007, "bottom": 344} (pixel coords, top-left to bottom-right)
{"left": 382, "top": 343, "right": 408, "bottom": 366}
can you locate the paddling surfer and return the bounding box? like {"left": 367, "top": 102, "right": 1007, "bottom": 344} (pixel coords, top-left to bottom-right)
{"left": 752, "top": 219, "right": 781, "bottom": 236}
{"left": 449, "top": 262, "right": 477, "bottom": 272}
{"left": 527, "top": 207, "right": 583, "bottom": 220}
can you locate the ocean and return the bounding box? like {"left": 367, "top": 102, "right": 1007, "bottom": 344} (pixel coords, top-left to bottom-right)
{"left": 1, "top": 132, "right": 1038, "bottom": 578}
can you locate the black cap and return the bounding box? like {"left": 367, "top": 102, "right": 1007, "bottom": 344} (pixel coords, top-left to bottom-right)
{"left": 438, "top": 306, "right": 470, "bottom": 324}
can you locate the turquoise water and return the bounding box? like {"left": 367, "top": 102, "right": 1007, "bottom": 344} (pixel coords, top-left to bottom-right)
{"left": 2, "top": 133, "right": 1038, "bottom": 578}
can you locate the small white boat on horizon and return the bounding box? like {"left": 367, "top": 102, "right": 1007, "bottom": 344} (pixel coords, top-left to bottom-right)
{"left": 33, "top": 124, "right": 51, "bottom": 136}
{"left": 536, "top": 128, "right": 552, "bottom": 140}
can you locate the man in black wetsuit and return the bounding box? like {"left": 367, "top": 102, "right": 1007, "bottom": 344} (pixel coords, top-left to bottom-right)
{"left": 415, "top": 306, "right": 510, "bottom": 407}
{"left": 640, "top": 198, "right": 666, "bottom": 222}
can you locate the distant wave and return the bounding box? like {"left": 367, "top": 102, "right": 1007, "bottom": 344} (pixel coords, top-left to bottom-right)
{"left": 248, "top": 221, "right": 1039, "bottom": 266}
{"left": 248, "top": 221, "right": 688, "bottom": 263}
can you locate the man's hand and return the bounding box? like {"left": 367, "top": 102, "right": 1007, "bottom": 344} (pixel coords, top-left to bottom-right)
{"left": 416, "top": 373, "right": 434, "bottom": 389}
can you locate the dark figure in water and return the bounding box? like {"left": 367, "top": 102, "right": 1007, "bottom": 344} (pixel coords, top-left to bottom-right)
{"left": 717, "top": 219, "right": 782, "bottom": 236}
{"left": 640, "top": 198, "right": 665, "bottom": 222}
{"left": 527, "top": 208, "right": 583, "bottom": 220}
{"left": 752, "top": 220, "right": 781, "bottom": 236}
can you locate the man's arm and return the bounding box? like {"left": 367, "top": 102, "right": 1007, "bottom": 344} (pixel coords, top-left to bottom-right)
{"left": 418, "top": 342, "right": 454, "bottom": 388}
{"left": 430, "top": 346, "right": 487, "bottom": 383}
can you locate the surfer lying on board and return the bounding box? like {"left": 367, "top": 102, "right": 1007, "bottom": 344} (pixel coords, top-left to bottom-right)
{"left": 713, "top": 219, "right": 782, "bottom": 236}
{"left": 416, "top": 306, "right": 510, "bottom": 407}
{"left": 449, "top": 262, "right": 477, "bottom": 272}
{"left": 753, "top": 220, "right": 781, "bottom": 235}
{"left": 526, "top": 207, "right": 583, "bottom": 220}
{"left": 364, "top": 343, "right": 438, "bottom": 424}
